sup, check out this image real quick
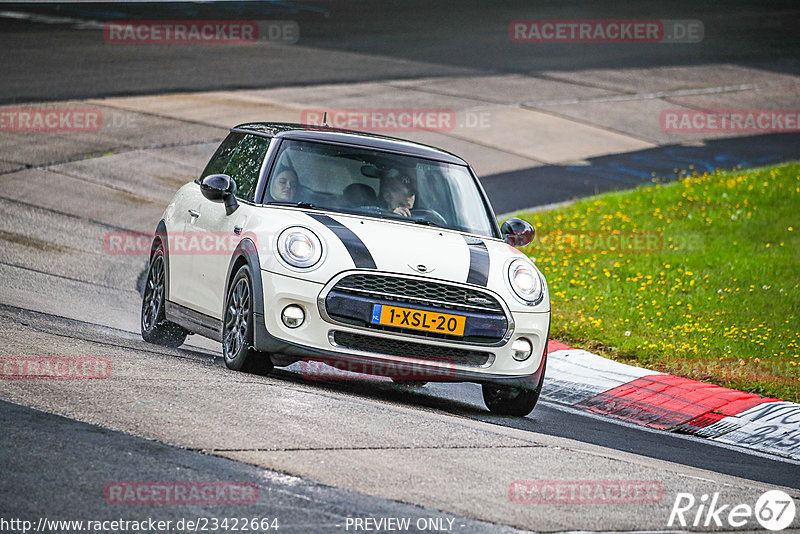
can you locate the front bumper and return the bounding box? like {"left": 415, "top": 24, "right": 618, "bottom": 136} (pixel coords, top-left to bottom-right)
{"left": 253, "top": 269, "right": 550, "bottom": 388}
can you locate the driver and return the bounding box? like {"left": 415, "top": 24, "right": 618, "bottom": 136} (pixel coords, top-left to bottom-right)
{"left": 378, "top": 172, "right": 416, "bottom": 217}
{"left": 269, "top": 169, "right": 298, "bottom": 202}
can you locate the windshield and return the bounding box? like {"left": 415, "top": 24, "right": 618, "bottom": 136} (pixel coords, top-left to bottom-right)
{"left": 264, "top": 139, "right": 497, "bottom": 238}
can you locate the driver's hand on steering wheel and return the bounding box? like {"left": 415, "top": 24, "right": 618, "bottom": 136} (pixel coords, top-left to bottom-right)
{"left": 392, "top": 206, "right": 412, "bottom": 217}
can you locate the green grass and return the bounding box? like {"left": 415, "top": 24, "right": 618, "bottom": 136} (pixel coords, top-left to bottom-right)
{"left": 513, "top": 163, "right": 800, "bottom": 402}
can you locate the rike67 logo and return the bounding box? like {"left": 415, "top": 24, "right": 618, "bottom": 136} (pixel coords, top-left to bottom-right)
{"left": 668, "top": 490, "right": 796, "bottom": 531}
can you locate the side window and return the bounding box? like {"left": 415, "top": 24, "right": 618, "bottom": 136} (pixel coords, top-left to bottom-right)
{"left": 200, "top": 132, "right": 244, "bottom": 180}
{"left": 223, "top": 134, "right": 271, "bottom": 201}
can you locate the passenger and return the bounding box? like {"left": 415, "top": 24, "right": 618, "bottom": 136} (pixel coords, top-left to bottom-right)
{"left": 378, "top": 172, "right": 416, "bottom": 217}
{"left": 269, "top": 169, "right": 298, "bottom": 202}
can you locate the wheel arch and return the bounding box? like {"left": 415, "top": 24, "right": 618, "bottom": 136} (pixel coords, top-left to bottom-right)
{"left": 149, "top": 220, "right": 170, "bottom": 299}
{"left": 223, "top": 239, "right": 282, "bottom": 352}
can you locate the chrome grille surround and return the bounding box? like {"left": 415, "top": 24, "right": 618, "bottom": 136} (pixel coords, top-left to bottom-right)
{"left": 317, "top": 271, "right": 514, "bottom": 347}
{"left": 332, "top": 273, "right": 504, "bottom": 313}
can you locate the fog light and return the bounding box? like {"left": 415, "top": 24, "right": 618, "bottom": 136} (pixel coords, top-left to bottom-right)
{"left": 511, "top": 338, "right": 533, "bottom": 361}
{"left": 281, "top": 305, "right": 305, "bottom": 328}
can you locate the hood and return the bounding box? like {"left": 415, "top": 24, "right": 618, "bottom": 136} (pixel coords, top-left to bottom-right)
{"left": 295, "top": 211, "right": 528, "bottom": 289}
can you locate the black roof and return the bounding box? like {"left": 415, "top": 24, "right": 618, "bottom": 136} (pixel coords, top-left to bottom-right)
{"left": 232, "top": 122, "right": 467, "bottom": 165}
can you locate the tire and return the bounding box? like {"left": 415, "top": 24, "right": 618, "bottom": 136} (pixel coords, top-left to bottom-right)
{"left": 222, "top": 265, "right": 273, "bottom": 375}
{"left": 482, "top": 360, "right": 546, "bottom": 416}
{"left": 141, "top": 245, "right": 188, "bottom": 348}
{"left": 482, "top": 383, "right": 542, "bottom": 416}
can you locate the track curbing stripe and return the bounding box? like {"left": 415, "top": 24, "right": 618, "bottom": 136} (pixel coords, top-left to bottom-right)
{"left": 545, "top": 338, "right": 799, "bottom": 460}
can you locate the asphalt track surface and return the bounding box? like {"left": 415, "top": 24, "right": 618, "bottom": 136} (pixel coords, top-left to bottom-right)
{"left": 2, "top": 0, "right": 800, "bottom": 102}
{"left": 2, "top": 1, "right": 800, "bottom": 213}
{"left": 1, "top": 303, "right": 798, "bottom": 532}
{"left": 487, "top": 133, "right": 800, "bottom": 214}
{"left": 0, "top": 399, "right": 521, "bottom": 534}
{"left": 2, "top": 1, "right": 800, "bottom": 532}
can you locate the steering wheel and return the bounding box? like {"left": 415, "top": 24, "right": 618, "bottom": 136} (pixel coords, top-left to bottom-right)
{"left": 410, "top": 208, "right": 447, "bottom": 227}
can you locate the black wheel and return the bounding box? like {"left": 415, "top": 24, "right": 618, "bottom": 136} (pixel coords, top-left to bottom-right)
{"left": 141, "top": 245, "right": 188, "bottom": 348}
{"left": 483, "top": 334, "right": 548, "bottom": 416}
{"left": 482, "top": 383, "right": 542, "bottom": 416}
{"left": 223, "top": 265, "right": 273, "bottom": 375}
{"left": 482, "top": 359, "right": 546, "bottom": 417}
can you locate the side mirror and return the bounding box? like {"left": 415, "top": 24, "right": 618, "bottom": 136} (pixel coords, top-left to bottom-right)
{"left": 200, "top": 174, "right": 238, "bottom": 215}
{"left": 501, "top": 218, "right": 535, "bottom": 247}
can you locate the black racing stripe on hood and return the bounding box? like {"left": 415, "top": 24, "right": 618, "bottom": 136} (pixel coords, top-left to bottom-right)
{"left": 463, "top": 235, "right": 489, "bottom": 286}
{"left": 305, "top": 212, "right": 377, "bottom": 269}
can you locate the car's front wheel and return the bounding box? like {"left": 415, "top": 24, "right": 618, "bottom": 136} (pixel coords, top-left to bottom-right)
{"left": 141, "top": 245, "right": 188, "bottom": 347}
{"left": 482, "top": 361, "right": 545, "bottom": 417}
{"left": 482, "top": 383, "right": 541, "bottom": 416}
{"left": 223, "top": 265, "right": 273, "bottom": 375}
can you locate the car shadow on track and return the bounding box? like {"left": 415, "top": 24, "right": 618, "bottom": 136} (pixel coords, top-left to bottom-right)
{"left": 266, "top": 366, "right": 493, "bottom": 416}
{"left": 232, "top": 362, "right": 800, "bottom": 490}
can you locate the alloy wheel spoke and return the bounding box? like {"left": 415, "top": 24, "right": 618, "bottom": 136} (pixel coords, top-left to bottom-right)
{"left": 143, "top": 254, "right": 166, "bottom": 330}
{"left": 224, "top": 331, "right": 237, "bottom": 354}
{"left": 224, "top": 276, "right": 251, "bottom": 358}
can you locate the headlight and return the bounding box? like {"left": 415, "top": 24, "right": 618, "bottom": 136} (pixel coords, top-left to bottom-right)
{"left": 507, "top": 258, "right": 543, "bottom": 304}
{"left": 277, "top": 227, "right": 322, "bottom": 268}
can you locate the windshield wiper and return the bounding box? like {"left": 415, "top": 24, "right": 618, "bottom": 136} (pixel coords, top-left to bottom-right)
{"left": 267, "top": 201, "right": 317, "bottom": 209}
{"left": 411, "top": 217, "right": 443, "bottom": 228}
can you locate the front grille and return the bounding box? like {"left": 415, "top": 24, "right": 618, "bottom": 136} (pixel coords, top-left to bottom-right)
{"left": 332, "top": 331, "right": 492, "bottom": 367}
{"left": 331, "top": 273, "right": 504, "bottom": 313}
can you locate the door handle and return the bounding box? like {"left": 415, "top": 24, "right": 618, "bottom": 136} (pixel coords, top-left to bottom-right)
{"left": 188, "top": 209, "right": 200, "bottom": 218}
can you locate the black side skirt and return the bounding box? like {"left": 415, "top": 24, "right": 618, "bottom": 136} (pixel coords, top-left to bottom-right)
{"left": 165, "top": 301, "right": 221, "bottom": 342}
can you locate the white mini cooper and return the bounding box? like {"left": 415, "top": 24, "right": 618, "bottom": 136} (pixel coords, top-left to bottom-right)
{"left": 141, "top": 123, "right": 550, "bottom": 415}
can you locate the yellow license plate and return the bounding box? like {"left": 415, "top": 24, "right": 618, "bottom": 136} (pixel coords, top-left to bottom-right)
{"left": 370, "top": 304, "right": 466, "bottom": 336}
